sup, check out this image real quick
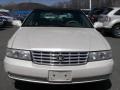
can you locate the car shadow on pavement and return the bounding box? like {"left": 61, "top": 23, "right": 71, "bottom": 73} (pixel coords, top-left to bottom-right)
{"left": 0, "top": 28, "right": 6, "bottom": 31}
{"left": 103, "top": 33, "right": 113, "bottom": 38}
{"left": 15, "top": 79, "right": 112, "bottom": 90}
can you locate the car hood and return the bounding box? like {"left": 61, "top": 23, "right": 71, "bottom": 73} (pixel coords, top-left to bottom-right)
{"left": 0, "top": 16, "right": 13, "bottom": 19}
{"left": 10, "top": 27, "right": 110, "bottom": 51}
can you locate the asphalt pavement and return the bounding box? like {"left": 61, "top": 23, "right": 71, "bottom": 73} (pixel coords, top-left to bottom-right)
{"left": 0, "top": 28, "right": 120, "bottom": 90}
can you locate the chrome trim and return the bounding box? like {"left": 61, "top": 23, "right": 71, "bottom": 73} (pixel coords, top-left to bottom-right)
{"left": 31, "top": 51, "right": 89, "bottom": 66}
{"left": 8, "top": 72, "right": 110, "bottom": 85}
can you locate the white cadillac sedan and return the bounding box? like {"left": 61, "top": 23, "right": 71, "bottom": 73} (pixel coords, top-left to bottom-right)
{"left": 4, "top": 9, "right": 114, "bottom": 84}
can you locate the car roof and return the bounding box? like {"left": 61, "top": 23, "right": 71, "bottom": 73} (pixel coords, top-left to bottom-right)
{"left": 0, "top": 9, "right": 9, "bottom": 12}
{"left": 110, "top": 7, "right": 120, "bottom": 9}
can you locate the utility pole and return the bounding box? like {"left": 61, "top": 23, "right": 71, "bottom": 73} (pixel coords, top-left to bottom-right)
{"left": 63, "top": 3, "right": 67, "bottom": 8}
{"left": 77, "top": 0, "right": 80, "bottom": 9}
{"left": 63, "top": 0, "right": 67, "bottom": 8}
{"left": 89, "top": 0, "right": 92, "bottom": 10}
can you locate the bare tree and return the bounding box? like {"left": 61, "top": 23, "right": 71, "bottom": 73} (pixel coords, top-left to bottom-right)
{"left": 0, "top": 5, "right": 3, "bottom": 8}
{"left": 3, "top": 0, "right": 120, "bottom": 10}
{"left": 112, "top": 0, "right": 120, "bottom": 7}
{"left": 53, "top": 0, "right": 71, "bottom": 9}
{"left": 53, "top": 0, "right": 114, "bottom": 9}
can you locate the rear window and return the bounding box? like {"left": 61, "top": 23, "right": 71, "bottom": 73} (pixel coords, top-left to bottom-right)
{"left": 102, "top": 8, "right": 113, "bottom": 15}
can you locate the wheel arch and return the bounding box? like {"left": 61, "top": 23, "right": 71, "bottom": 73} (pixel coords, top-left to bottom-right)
{"left": 112, "top": 21, "right": 120, "bottom": 28}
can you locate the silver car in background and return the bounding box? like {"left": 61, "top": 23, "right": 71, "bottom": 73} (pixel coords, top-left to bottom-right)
{"left": 96, "top": 7, "right": 120, "bottom": 37}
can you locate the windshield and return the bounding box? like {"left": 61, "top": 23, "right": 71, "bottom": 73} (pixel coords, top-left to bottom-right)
{"left": 102, "top": 8, "right": 113, "bottom": 15}
{"left": 22, "top": 10, "right": 93, "bottom": 28}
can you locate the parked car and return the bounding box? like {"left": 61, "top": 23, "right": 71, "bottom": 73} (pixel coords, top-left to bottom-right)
{"left": 4, "top": 9, "right": 114, "bottom": 84}
{"left": 0, "top": 10, "right": 14, "bottom": 27}
{"left": 88, "top": 8, "right": 105, "bottom": 23}
{"left": 0, "top": 15, "right": 14, "bottom": 26}
{"left": 0, "top": 17, "right": 4, "bottom": 25}
{"left": 96, "top": 7, "right": 120, "bottom": 37}
{"left": 0, "top": 9, "right": 22, "bottom": 27}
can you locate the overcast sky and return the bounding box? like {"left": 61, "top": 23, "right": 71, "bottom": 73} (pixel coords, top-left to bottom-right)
{"left": 1, "top": 0, "right": 70, "bottom": 5}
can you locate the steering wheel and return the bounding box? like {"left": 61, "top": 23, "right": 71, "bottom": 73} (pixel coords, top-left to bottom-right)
{"left": 65, "top": 20, "right": 80, "bottom": 26}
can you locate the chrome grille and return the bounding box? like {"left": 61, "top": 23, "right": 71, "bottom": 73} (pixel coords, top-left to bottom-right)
{"left": 31, "top": 51, "right": 88, "bottom": 66}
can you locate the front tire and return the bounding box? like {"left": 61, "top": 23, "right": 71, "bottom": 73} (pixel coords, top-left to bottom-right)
{"left": 112, "top": 24, "right": 120, "bottom": 38}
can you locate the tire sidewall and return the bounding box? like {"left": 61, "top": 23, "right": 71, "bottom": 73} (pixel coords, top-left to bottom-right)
{"left": 112, "top": 24, "right": 120, "bottom": 38}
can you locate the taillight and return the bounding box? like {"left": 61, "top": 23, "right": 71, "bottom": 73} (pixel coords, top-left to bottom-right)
{"left": 91, "top": 16, "right": 95, "bottom": 20}
{"left": 104, "top": 16, "right": 111, "bottom": 22}
{"left": 99, "top": 16, "right": 111, "bottom": 22}
{"left": 90, "top": 15, "right": 97, "bottom": 23}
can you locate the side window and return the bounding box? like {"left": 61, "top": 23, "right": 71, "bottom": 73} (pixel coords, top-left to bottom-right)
{"left": 115, "top": 10, "right": 120, "bottom": 15}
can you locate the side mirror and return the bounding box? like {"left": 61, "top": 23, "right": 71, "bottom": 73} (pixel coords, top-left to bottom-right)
{"left": 12, "top": 20, "right": 22, "bottom": 27}
{"left": 94, "top": 22, "right": 103, "bottom": 29}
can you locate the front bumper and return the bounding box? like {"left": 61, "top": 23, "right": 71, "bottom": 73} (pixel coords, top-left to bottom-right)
{"left": 4, "top": 57, "right": 114, "bottom": 84}
{"left": 98, "top": 22, "right": 112, "bottom": 29}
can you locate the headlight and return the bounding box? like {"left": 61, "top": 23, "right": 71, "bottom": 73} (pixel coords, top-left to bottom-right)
{"left": 6, "top": 48, "right": 31, "bottom": 61}
{"left": 88, "top": 50, "right": 112, "bottom": 62}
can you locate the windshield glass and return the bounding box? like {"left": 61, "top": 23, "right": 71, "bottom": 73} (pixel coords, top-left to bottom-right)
{"left": 22, "top": 10, "right": 93, "bottom": 28}
{"left": 102, "top": 8, "right": 113, "bottom": 15}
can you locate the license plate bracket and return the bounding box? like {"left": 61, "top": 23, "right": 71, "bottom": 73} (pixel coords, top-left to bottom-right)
{"left": 48, "top": 71, "right": 72, "bottom": 82}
